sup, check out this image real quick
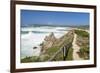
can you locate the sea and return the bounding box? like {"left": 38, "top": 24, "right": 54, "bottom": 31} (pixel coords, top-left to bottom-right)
{"left": 21, "top": 26, "right": 72, "bottom": 59}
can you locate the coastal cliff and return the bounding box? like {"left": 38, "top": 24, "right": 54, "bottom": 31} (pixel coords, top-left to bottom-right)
{"left": 21, "top": 29, "right": 89, "bottom": 63}
{"left": 40, "top": 30, "right": 74, "bottom": 61}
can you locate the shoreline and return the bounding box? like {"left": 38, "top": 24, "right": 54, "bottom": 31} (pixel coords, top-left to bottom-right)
{"left": 21, "top": 27, "right": 89, "bottom": 60}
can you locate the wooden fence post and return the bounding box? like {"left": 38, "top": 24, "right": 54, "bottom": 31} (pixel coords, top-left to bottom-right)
{"left": 63, "top": 46, "right": 67, "bottom": 60}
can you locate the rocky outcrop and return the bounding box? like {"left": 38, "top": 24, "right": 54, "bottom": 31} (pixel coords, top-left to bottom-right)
{"left": 39, "top": 30, "right": 74, "bottom": 61}
{"left": 41, "top": 32, "right": 57, "bottom": 52}
{"left": 41, "top": 31, "right": 74, "bottom": 54}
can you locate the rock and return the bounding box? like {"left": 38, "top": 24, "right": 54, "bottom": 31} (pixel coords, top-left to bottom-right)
{"left": 41, "top": 31, "right": 74, "bottom": 53}
{"left": 40, "top": 30, "right": 74, "bottom": 61}
{"left": 44, "top": 32, "right": 56, "bottom": 41}
{"left": 33, "top": 46, "right": 37, "bottom": 49}
{"left": 42, "top": 32, "right": 57, "bottom": 51}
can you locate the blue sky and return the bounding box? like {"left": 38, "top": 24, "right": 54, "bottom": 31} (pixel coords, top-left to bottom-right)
{"left": 21, "top": 10, "right": 89, "bottom": 26}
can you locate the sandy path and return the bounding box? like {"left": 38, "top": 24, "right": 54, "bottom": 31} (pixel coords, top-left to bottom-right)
{"left": 72, "top": 34, "right": 82, "bottom": 60}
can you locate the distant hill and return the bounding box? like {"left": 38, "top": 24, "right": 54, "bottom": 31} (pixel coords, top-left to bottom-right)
{"left": 21, "top": 24, "right": 89, "bottom": 28}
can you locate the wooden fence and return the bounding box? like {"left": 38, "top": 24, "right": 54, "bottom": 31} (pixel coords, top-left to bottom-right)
{"left": 48, "top": 43, "right": 72, "bottom": 61}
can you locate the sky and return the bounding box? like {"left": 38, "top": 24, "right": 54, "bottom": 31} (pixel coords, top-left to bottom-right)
{"left": 21, "top": 10, "right": 89, "bottom": 26}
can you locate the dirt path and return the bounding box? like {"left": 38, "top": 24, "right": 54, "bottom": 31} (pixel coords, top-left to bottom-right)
{"left": 72, "top": 34, "right": 82, "bottom": 60}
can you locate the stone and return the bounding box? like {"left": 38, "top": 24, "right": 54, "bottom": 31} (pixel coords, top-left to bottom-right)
{"left": 42, "top": 32, "right": 57, "bottom": 51}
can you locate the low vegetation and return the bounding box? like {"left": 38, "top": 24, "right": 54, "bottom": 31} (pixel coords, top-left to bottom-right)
{"left": 75, "top": 29, "right": 89, "bottom": 60}
{"left": 79, "top": 47, "right": 89, "bottom": 59}
{"left": 65, "top": 48, "right": 73, "bottom": 60}
{"left": 21, "top": 56, "right": 40, "bottom": 63}
{"left": 74, "top": 30, "right": 89, "bottom": 37}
